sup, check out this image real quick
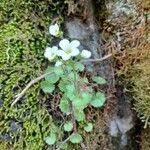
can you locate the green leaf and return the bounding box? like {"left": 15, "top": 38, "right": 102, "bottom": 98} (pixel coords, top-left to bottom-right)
{"left": 65, "top": 65, "right": 73, "bottom": 73}
{"left": 74, "top": 108, "right": 85, "bottom": 121}
{"left": 92, "top": 76, "right": 106, "bottom": 85}
{"left": 90, "top": 92, "right": 106, "bottom": 107}
{"left": 66, "top": 84, "right": 75, "bottom": 93}
{"left": 64, "top": 121, "right": 73, "bottom": 132}
{"left": 54, "top": 66, "right": 64, "bottom": 76}
{"left": 58, "top": 79, "right": 67, "bottom": 92}
{"left": 40, "top": 81, "right": 55, "bottom": 93}
{"left": 82, "top": 92, "right": 92, "bottom": 103}
{"left": 45, "top": 133, "right": 56, "bottom": 145}
{"left": 45, "top": 73, "right": 60, "bottom": 84}
{"left": 74, "top": 62, "right": 85, "bottom": 72}
{"left": 59, "top": 96, "right": 70, "bottom": 114}
{"left": 72, "top": 92, "right": 92, "bottom": 109}
{"left": 68, "top": 72, "right": 79, "bottom": 80}
{"left": 72, "top": 97, "right": 84, "bottom": 109}
{"left": 45, "top": 66, "right": 54, "bottom": 74}
{"left": 84, "top": 123, "right": 93, "bottom": 132}
{"left": 70, "top": 133, "right": 83, "bottom": 144}
{"left": 60, "top": 143, "right": 68, "bottom": 149}
{"left": 65, "top": 84, "right": 76, "bottom": 101}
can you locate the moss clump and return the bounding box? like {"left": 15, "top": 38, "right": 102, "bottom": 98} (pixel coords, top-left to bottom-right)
{"left": 131, "top": 58, "right": 150, "bottom": 128}
{"left": 135, "top": 0, "right": 150, "bottom": 10}
{"left": 0, "top": 0, "right": 65, "bottom": 149}
{"left": 82, "top": 109, "right": 112, "bottom": 149}
{"left": 114, "top": 21, "right": 150, "bottom": 127}
{"left": 116, "top": 46, "right": 150, "bottom": 127}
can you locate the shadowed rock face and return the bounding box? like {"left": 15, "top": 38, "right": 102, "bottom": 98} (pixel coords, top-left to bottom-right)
{"left": 65, "top": 0, "right": 135, "bottom": 149}
{"left": 109, "top": 116, "right": 134, "bottom": 149}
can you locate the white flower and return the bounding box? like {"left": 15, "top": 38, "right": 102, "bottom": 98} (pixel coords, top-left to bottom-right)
{"left": 57, "top": 39, "right": 80, "bottom": 60}
{"left": 44, "top": 46, "right": 58, "bottom": 61}
{"left": 49, "top": 24, "right": 59, "bottom": 36}
{"left": 81, "top": 50, "right": 91, "bottom": 58}
{"left": 55, "top": 61, "right": 63, "bottom": 67}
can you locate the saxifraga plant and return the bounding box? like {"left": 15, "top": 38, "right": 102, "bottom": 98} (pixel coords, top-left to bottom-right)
{"left": 41, "top": 23, "right": 107, "bottom": 147}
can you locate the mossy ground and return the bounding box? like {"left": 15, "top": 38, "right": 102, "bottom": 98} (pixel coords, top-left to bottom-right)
{"left": 0, "top": 0, "right": 64, "bottom": 149}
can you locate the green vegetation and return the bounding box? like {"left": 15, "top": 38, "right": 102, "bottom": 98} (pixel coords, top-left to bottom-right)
{"left": 0, "top": 0, "right": 64, "bottom": 149}
{"left": 131, "top": 58, "right": 150, "bottom": 128}
{"left": 0, "top": 0, "right": 108, "bottom": 149}
{"left": 41, "top": 27, "right": 106, "bottom": 145}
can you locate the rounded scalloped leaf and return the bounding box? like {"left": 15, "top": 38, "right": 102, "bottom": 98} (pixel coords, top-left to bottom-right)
{"left": 58, "top": 79, "right": 67, "bottom": 92}
{"left": 45, "top": 73, "right": 60, "bottom": 84}
{"left": 90, "top": 92, "right": 106, "bottom": 107}
{"left": 74, "top": 62, "right": 85, "bottom": 72}
{"left": 40, "top": 80, "right": 55, "bottom": 93}
{"left": 45, "top": 133, "right": 56, "bottom": 145}
{"left": 54, "top": 66, "right": 64, "bottom": 76}
{"left": 45, "top": 66, "right": 54, "bottom": 74}
{"left": 72, "top": 92, "right": 91, "bottom": 110}
{"left": 64, "top": 121, "right": 73, "bottom": 132}
{"left": 59, "top": 97, "right": 70, "bottom": 114}
{"left": 70, "top": 133, "right": 83, "bottom": 144}
{"left": 84, "top": 123, "right": 93, "bottom": 132}
{"left": 92, "top": 76, "right": 106, "bottom": 85}
{"left": 74, "top": 108, "right": 85, "bottom": 122}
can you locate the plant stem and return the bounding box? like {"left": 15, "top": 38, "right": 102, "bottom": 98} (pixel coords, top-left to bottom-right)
{"left": 11, "top": 72, "right": 53, "bottom": 107}
{"left": 69, "top": 102, "right": 77, "bottom": 132}
{"left": 73, "top": 67, "right": 79, "bottom": 94}
{"left": 81, "top": 53, "right": 112, "bottom": 63}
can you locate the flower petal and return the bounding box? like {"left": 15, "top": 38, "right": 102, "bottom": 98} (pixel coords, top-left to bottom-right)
{"left": 56, "top": 50, "right": 65, "bottom": 57}
{"left": 51, "top": 46, "right": 58, "bottom": 53}
{"left": 62, "top": 53, "right": 71, "bottom": 60}
{"left": 81, "top": 50, "right": 91, "bottom": 58}
{"left": 70, "top": 40, "right": 80, "bottom": 48}
{"left": 71, "top": 48, "right": 80, "bottom": 56}
{"left": 49, "top": 27, "right": 56, "bottom": 35}
{"left": 54, "top": 24, "right": 59, "bottom": 30}
{"left": 59, "top": 39, "right": 70, "bottom": 50}
{"left": 44, "top": 47, "right": 52, "bottom": 58}
{"left": 49, "top": 24, "right": 59, "bottom": 36}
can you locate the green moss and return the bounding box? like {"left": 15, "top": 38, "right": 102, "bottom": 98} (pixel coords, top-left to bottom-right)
{"left": 0, "top": 0, "right": 65, "bottom": 149}
{"left": 131, "top": 59, "right": 150, "bottom": 128}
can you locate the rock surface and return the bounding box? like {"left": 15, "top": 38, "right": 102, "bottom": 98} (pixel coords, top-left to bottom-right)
{"left": 65, "top": 0, "right": 135, "bottom": 149}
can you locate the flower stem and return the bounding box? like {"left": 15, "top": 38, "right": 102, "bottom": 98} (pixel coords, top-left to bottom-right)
{"left": 73, "top": 67, "right": 79, "bottom": 94}
{"left": 69, "top": 102, "right": 77, "bottom": 132}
